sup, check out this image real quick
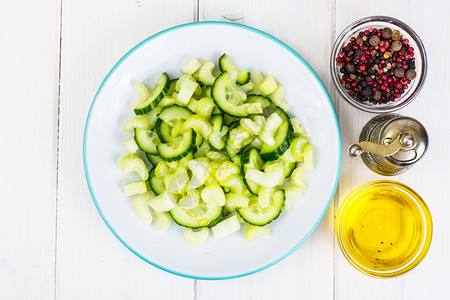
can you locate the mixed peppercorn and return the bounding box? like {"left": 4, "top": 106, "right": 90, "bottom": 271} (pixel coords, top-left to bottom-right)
{"left": 336, "top": 27, "right": 416, "bottom": 104}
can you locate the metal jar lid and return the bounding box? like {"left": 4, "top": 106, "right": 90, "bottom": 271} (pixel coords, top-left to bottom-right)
{"left": 377, "top": 116, "right": 428, "bottom": 166}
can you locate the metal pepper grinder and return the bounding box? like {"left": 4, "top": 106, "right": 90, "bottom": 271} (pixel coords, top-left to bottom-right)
{"left": 348, "top": 114, "right": 428, "bottom": 176}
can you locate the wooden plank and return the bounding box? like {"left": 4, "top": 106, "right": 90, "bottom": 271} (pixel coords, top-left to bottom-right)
{"left": 335, "top": 2, "right": 449, "bottom": 299}
{"left": 0, "top": 0, "right": 60, "bottom": 299}
{"left": 56, "top": 1, "right": 197, "bottom": 299}
{"left": 198, "top": 1, "right": 335, "bottom": 299}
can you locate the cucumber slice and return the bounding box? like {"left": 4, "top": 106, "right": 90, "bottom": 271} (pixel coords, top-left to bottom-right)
{"left": 284, "top": 162, "right": 296, "bottom": 178}
{"left": 218, "top": 54, "right": 250, "bottom": 85}
{"left": 211, "top": 72, "right": 249, "bottom": 117}
{"left": 210, "top": 114, "right": 224, "bottom": 132}
{"left": 170, "top": 200, "right": 223, "bottom": 228}
{"left": 237, "top": 190, "right": 285, "bottom": 226}
{"left": 246, "top": 94, "right": 272, "bottom": 110}
{"left": 237, "top": 71, "right": 251, "bottom": 85}
{"left": 134, "top": 73, "right": 170, "bottom": 115}
{"left": 157, "top": 129, "right": 196, "bottom": 162}
{"left": 149, "top": 169, "right": 165, "bottom": 195}
{"left": 155, "top": 119, "right": 171, "bottom": 143}
{"left": 241, "top": 147, "right": 264, "bottom": 195}
{"left": 134, "top": 129, "right": 160, "bottom": 155}
{"left": 158, "top": 105, "right": 193, "bottom": 125}
{"left": 260, "top": 107, "right": 294, "bottom": 161}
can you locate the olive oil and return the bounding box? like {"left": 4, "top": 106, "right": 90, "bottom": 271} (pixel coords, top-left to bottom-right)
{"left": 336, "top": 181, "right": 432, "bottom": 277}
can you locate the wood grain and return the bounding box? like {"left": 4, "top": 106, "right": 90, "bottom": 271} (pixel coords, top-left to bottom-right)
{"left": 198, "top": 1, "right": 335, "bottom": 299}
{"left": 56, "top": 1, "right": 197, "bottom": 299}
{"left": 335, "top": 1, "right": 450, "bottom": 299}
{"left": 0, "top": 0, "right": 60, "bottom": 299}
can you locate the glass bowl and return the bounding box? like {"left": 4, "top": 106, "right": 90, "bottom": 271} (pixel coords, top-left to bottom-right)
{"left": 330, "top": 16, "right": 427, "bottom": 113}
{"left": 336, "top": 180, "right": 432, "bottom": 278}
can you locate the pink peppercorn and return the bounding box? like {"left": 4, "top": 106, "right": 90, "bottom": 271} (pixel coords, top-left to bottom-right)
{"left": 408, "top": 47, "right": 414, "bottom": 53}
{"left": 360, "top": 55, "right": 366, "bottom": 61}
{"left": 380, "top": 47, "right": 386, "bottom": 52}
{"left": 403, "top": 39, "right": 409, "bottom": 44}
{"left": 360, "top": 65, "right": 366, "bottom": 71}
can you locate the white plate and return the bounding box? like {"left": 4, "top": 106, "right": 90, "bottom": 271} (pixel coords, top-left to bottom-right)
{"left": 84, "top": 22, "right": 342, "bottom": 280}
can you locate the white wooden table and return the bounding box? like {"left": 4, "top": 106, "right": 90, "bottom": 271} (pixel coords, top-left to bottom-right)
{"left": 2, "top": 0, "right": 449, "bottom": 299}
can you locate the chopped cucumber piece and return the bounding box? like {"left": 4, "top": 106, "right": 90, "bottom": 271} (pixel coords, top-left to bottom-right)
{"left": 237, "top": 190, "right": 285, "bottom": 226}
{"left": 170, "top": 200, "right": 223, "bottom": 229}
{"left": 134, "top": 73, "right": 170, "bottom": 115}
{"left": 260, "top": 107, "right": 294, "bottom": 161}
{"left": 212, "top": 72, "right": 249, "bottom": 117}
{"left": 135, "top": 129, "right": 160, "bottom": 155}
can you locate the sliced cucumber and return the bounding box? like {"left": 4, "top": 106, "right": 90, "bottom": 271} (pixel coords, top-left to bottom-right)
{"left": 241, "top": 147, "right": 264, "bottom": 195}
{"left": 134, "top": 129, "right": 160, "bottom": 155}
{"left": 260, "top": 107, "right": 294, "bottom": 161}
{"left": 284, "top": 162, "right": 296, "bottom": 178}
{"left": 246, "top": 94, "right": 272, "bottom": 110}
{"left": 155, "top": 119, "right": 171, "bottom": 143}
{"left": 170, "top": 200, "right": 223, "bottom": 228}
{"left": 237, "top": 189, "right": 285, "bottom": 226}
{"left": 210, "top": 114, "right": 224, "bottom": 132}
{"left": 149, "top": 169, "right": 165, "bottom": 195}
{"left": 237, "top": 71, "right": 251, "bottom": 85}
{"left": 211, "top": 72, "right": 249, "bottom": 117}
{"left": 218, "top": 54, "right": 250, "bottom": 85}
{"left": 134, "top": 73, "right": 170, "bottom": 115}
{"left": 158, "top": 105, "right": 193, "bottom": 125}
{"left": 157, "top": 129, "right": 196, "bottom": 162}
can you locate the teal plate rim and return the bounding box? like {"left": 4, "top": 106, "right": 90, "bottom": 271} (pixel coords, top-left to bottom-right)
{"left": 83, "top": 21, "right": 342, "bottom": 280}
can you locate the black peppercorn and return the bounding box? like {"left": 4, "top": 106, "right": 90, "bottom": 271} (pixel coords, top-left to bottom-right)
{"left": 345, "top": 82, "right": 352, "bottom": 90}
{"left": 382, "top": 28, "right": 392, "bottom": 39}
{"left": 369, "top": 35, "right": 381, "bottom": 46}
{"left": 394, "top": 68, "right": 405, "bottom": 78}
{"left": 373, "top": 90, "right": 382, "bottom": 101}
{"left": 361, "top": 87, "right": 373, "bottom": 98}
{"left": 391, "top": 41, "right": 402, "bottom": 52}
{"left": 406, "top": 69, "right": 416, "bottom": 80}
{"left": 345, "top": 62, "right": 356, "bottom": 73}
{"left": 355, "top": 49, "right": 364, "bottom": 57}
